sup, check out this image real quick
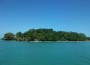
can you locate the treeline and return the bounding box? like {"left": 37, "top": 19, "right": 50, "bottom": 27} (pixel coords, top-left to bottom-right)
{"left": 2, "top": 28, "right": 90, "bottom": 41}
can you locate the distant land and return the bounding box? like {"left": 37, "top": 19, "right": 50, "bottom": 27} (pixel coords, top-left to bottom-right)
{"left": 2, "top": 28, "right": 90, "bottom": 41}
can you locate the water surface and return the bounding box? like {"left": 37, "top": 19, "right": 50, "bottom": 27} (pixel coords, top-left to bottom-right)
{"left": 0, "top": 40, "right": 90, "bottom": 65}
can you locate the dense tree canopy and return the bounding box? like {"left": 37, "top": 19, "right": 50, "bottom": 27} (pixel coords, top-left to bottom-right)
{"left": 3, "top": 29, "right": 90, "bottom": 41}
{"left": 3, "top": 32, "right": 15, "bottom": 40}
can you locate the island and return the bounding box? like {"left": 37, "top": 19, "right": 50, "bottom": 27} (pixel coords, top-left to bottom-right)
{"left": 2, "top": 28, "right": 90, "bottom": 41}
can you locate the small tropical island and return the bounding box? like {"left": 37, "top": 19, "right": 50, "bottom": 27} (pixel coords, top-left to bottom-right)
{"left": 2, "top": 28, "right": 90, "bottom": 41}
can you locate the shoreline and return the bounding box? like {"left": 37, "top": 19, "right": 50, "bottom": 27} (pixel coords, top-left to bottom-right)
{"left": 30, "top": 41, "right": 90, "bottom": 42}
{"left": 1, "top": 40, "right": 90, "bottom": 42}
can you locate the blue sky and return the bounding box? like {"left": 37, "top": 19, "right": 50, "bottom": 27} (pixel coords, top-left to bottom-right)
{"left": 0, "top": 0, "right": 90, "bottom": 37}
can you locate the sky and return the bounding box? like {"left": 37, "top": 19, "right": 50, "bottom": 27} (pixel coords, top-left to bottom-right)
{"left": 0, "top": 0, "right": 90, "bottom": 37}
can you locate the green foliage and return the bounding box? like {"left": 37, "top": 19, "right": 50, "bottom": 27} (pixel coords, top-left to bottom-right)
{"left": 3, "top": 32, "right": 15, "bottom": 40}
{"left": 86, "top": 37, "right": 90, "bottom": 40}
{"left": 3, "top": 29, "right": 89, "bottom": 41}
{"left": 16, "top": 32, "right": 23, "bottom": 38}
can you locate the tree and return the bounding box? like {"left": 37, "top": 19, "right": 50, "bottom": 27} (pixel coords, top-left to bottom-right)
{"left": 16, "top": 32, "right": 23, "bottom": 38}
{"left": 3, "top": 32, "right": 15, "bottom": 40}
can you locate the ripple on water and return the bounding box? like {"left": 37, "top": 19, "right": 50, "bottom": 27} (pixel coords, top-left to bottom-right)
{"left": 79, "top": 56, "right": 90, "bottom": 64}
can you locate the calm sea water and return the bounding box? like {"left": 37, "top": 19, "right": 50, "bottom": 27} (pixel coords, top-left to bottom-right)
{"left": 0, "top": 40, "right": 90, "bottom": 65}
